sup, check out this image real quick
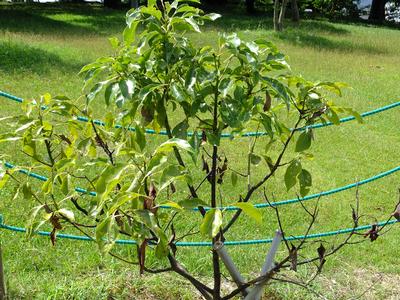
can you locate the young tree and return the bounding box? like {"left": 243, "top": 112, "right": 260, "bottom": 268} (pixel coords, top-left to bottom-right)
{"left": 0, "top": 1, "right": 395, "bottom": 299}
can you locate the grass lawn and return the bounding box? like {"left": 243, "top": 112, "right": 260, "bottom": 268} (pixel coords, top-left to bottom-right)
{"left": 0, "top": 3, "right": 399, "bottom": 299}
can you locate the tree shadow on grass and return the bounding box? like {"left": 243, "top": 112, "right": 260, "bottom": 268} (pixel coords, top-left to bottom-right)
{"left": 0, "top": 40, "right": 83, "bottom": 74}
{"left": 209, "top": 13, "right": 387, "bottom": 54}
{"left": 275, "top": 30, "right": 387, "bottom": 54}
{"left": 0, "top": 3, "right": 124, "bottom": 37}
{"left": 207, "top": 11, "right": 350, "bottom": 35}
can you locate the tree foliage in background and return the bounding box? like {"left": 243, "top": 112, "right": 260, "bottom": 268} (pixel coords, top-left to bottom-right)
{"left": 2, "top": 1, "right": 394, "bottom": 299}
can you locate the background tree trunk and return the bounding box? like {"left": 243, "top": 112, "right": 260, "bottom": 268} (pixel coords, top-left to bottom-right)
{"left": 369, "top": 0, "right": 386, "bottom": 22}
{"left": 104, "top": 0, "right": 121, "bottom": 9}
{"left": 291, "top": 0, "right": 300, "bottom": 22}
{"left": 274, "top": 0, "right": 280, "bottom": 31}
{"left": 130, "top": 0, "right": 138, "bottom": 8}
{"left": 245, "top": 0, "right": 256, "bottom": 14}
{"left": 277, "top": 0, "right": 289, "bottom": 31}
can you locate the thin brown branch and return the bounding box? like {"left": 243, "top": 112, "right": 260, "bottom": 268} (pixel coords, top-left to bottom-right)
{"left": 168, "top": 254, "right": 213, "bottom": 299}
{"left": 222, "top": 117, "right": 303, "bottom": 235}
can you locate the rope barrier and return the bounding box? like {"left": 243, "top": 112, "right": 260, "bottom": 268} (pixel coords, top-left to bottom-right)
{"left": 0, "top": 214, "right": 396, "bottom": 246}
{"left": 3, "top": 161, "right": 400, "bottom": 211}
{"left": 1, "top": 90, "right": 399, "bottom": 137}
{"left": 1, "top": 93, "right": 399, "bottom": 246}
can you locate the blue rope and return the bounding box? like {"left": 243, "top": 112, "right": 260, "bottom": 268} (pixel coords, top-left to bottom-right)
{"left": 3, "top": 162, "right": 97, "bottom": 196}
{"left": 0, "top": 214, "right": 396, "bottom": 246}
{"left": 1, "top": 90, "right": 399, "bottom": 137}
{"left": 0, "top": 91, "right": 23, "bottom": 103}
{"left": 4, "top": 161, "right": 399, "bottom": 211}
{"left": 216, "top": 165, "right": 400, "bottom": 211}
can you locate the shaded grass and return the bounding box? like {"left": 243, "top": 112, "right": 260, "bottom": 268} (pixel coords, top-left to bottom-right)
{"left": 0, "top": 40, "right": 84, "bottom": 74}
{"left": 0, "top": 3, "right": 400, "bottom": 299}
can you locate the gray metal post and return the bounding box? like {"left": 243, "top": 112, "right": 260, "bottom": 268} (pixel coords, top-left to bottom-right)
{"left": 213, "top": 241, "right": 250, "bottom": 295}
{"left": 244, "top": 230, "right": 283, "bottom": 300}
{"left": 0, "top": 244, "right": 6, "bottom": 300}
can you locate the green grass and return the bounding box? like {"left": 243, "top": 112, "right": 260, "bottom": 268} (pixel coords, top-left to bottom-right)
{"left": 0, "top": 3, "right": 400, "bottom": 299}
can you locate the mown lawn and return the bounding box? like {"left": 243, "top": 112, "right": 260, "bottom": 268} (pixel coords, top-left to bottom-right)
{"left": 0, "top": 3, "right": 399, "bottom": 299}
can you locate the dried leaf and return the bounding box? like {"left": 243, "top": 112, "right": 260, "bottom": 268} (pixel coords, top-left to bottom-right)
{"left": 50, "top": 228, "right": 57, "bottom": 246}
{"left": 364, "top": 224, "right": 379, "bottom": 241}
{"left": 317, "top": 243, "right": 325, "bottom": 262}
{"left": 263, "top": 91, "right": 272, "bottom": 111}
{"left": 289, "top": 244, "right": 298, "bottom": 271}
{"left": 138, "top": 241, "right": 147, "bottom": 275}
{"left": 201, "top": 130, "right": 207, "bottom": 146}
{"left": 169, "top": 182, "right": 176, "bottom": 194}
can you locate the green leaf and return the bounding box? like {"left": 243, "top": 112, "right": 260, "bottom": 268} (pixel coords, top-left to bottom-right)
{"left": 96, "top": 164, "right": 129, "bottom": 206}
{"left": 200, "top": 208, "right": 222, "bottom": 238}
{"left": 141, "top": 6, "right": 162, "bottom": 20}
{"left": 154, "top": 231, "right": 169, "bottom": 258}
{"left": 204, "top": 13, "right": 221, "bottom": 21}
{"left": 326, "top": 108, "right": 340, "bottom": 125}
{"left": 231, "top": 172, "right": 238, "bottom": 187}
{"left": 96, "top": 216, "right": 111, "bottom": 242}
{"left": 158, "top": 201, "right": 182, "bottom": 210}
{"left": 109, "top": 192, "right": 142, "bottom": 213}
{"left": 104, "top": 83, "right": 118, "bottom": 106}
{"left": 250, "top": 153, "right": 262, "bottom": 165}
{"left": 55, "top": 158, "right": 75, "bottom": 172}
{"left": 0, "top": 136, "right": 22, "bottom": 143}
{"left": 15, "top": 120, "right": 36, "bottom": 133}
{"left": 184, "top": 17, "right": 201, "bottom": 32}
{"left": 178, "top": 198, "right": 208, "bottom": 209}
{"left": 218, "top": 78, "right": 232, "bottom": 97}
{"left": 172, "top": 120, "right": 189, "bottom": 139}
{"left": 135, "top": 125, "right": 146, "bottom": 151}
{"left": 346, "top": 108, "right": 364, "bottom": 124}
{"left": 123, "top": 21, "right": 138, "bottom": 45}
{"left": 171, "top": 83, "right": 186, "bottom": 103}
{"left": 0, "top": 171, "right": 9, "bottom": 189}
{"left": 284, "top": 159, "right": 302, "bottom": 191}
{"left": 41, "top": 179, "right": 52, "bottom": 194}
{"left": 22, "top": 183, "right": 32, "bottom": 200}
{"left": 298, "top": 169, "right": 312, "bottom": 197}
{"left": 295, "top": 131, "right": 312, "bottom": 152}
{"left": 158, "top": 164, "right": 186, "bottom": 190}
{"left": 155, "top": 138, "right": 194, "bottom": 154}
{"left": 108, "top": 37, "right": 119, "bottom": 48}
{"left": 86, "top": 83, "right": 103, "bottom": 104}
{"left": 147, "top": 153, "right": 168, "bottom": 176}
{"left": 233, "top": 202, "right": 262, "bottom": 223}
{"left": 60, "top": 174, "right": 70, "bottom": 195}
{"left": 119, "top": 79, "right": 135, "bottom": 101}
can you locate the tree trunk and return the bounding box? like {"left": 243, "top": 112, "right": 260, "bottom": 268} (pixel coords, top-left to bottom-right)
{"left": 291, "top": 0, "right": 300, "bottom": 22}
{"left": 104, "top": 0, "right": 121, "bottom": 9}
{"left": 277, "top": 0, "right": 289, "bottom": 31}
{"left": 245, "top": 0, "right": 256, "bottom": 14}
{"left": 274, "top": 0, "right": 280, "bottom": 31}
{"left": 130, "top": 0, "right": 138, "bottom": 8}
{"left": 369, "top": 0, "right": 386, "bottom": 22}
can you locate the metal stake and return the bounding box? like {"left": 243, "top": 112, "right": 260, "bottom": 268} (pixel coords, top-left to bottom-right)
{"left": 0, "top": 244, "right": 6, "bottom": 300}
{"left": 244, "top": 230, "right": 283, "bottom": 300}
{"left": 214, "top": 241, "right": 250, "bottom": 296}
